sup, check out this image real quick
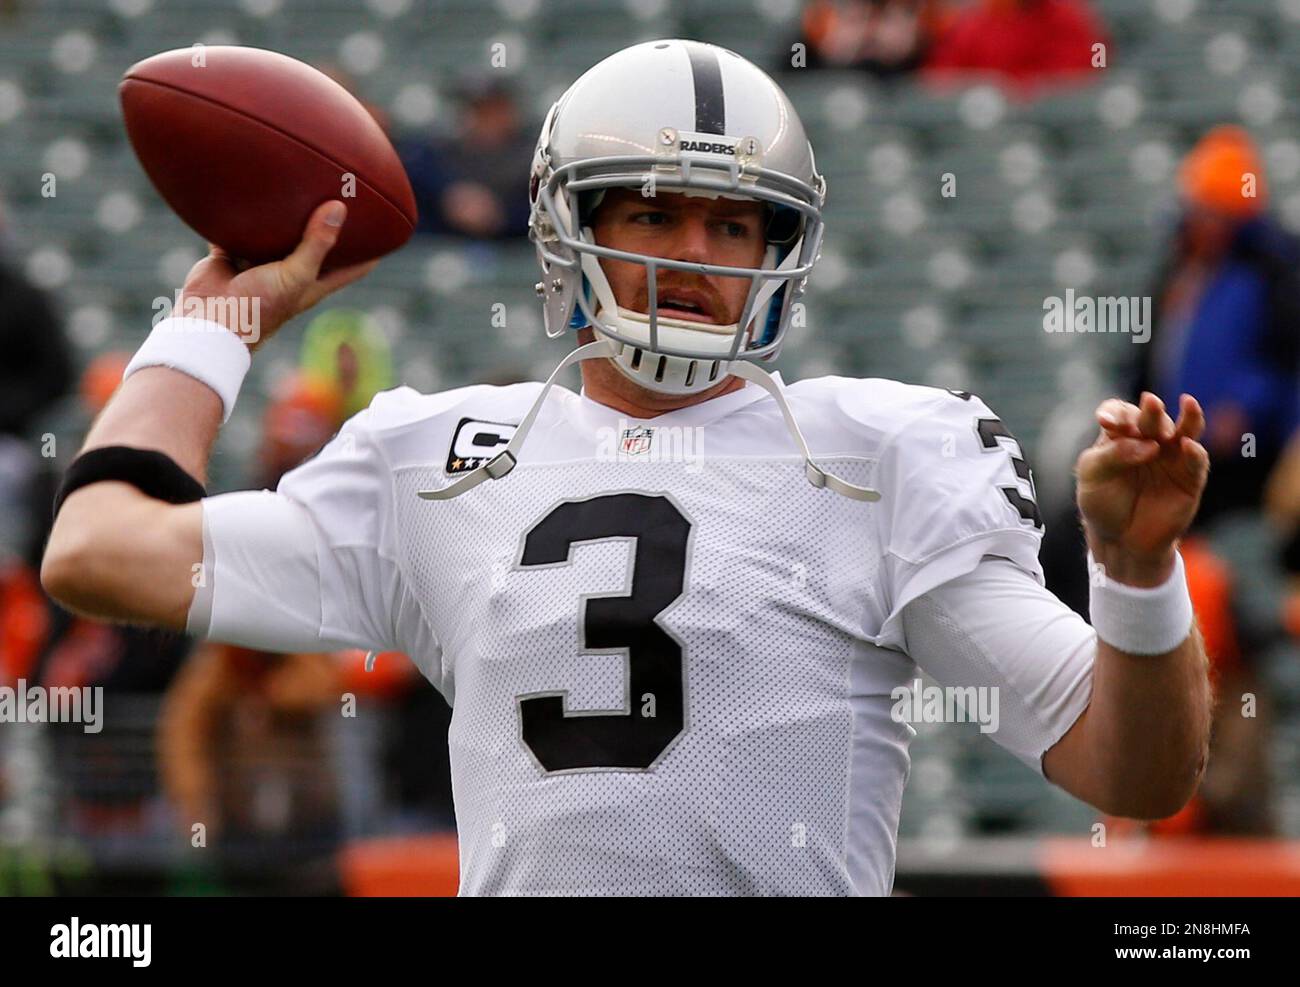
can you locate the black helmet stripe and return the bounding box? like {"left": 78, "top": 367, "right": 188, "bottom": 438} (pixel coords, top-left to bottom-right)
{"left": 682, "top": 41, "right": 725, "bottom": 135}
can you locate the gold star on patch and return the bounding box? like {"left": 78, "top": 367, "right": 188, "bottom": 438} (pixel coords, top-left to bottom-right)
{"left": 451, "top": 458, "right": 463, "bottom": 470}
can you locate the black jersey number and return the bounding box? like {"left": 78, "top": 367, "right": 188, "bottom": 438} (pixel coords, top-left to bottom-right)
{"left": 516, "top": 493, "right": 691, "bottom": 772}
{"left": 976, "top": 417, "right": 1043, "bottom": 528}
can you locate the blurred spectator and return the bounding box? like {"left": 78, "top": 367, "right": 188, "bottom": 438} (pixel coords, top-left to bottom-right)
{"left": 254, "top": 371, "right": 343, "bottom": 485}
{"left": 399, "top": 75, "right": 533, "bottom": 240}
{"left": 1135, "top": 126, "right": 1300, "bottom": 527}
{"left": 299, "top": 309, "right": 394, "bottom": 423}
{"left": 0, "top": 201, "right": 74, "bottom": 569}
{"left": 7, "top": 354, "right": 193, "bottom": 849}
{"left": 790, "top": 0, "right": 951, "bottom": 78}
{"left": 923, "top": 0, "right": 1106, "bottom": 97}
{"left": 0, "top": 215, "right": 74, "bottom": 443}
{"left": 158, "top": 641, "right": 346, "bottom": 892}
{"left": 2, "top": 354, "right": 123, "bottom": 681}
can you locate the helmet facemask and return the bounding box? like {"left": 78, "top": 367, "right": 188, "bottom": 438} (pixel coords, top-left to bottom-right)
{"left": 531, "top": 139, "right": 826, "bottom": 395}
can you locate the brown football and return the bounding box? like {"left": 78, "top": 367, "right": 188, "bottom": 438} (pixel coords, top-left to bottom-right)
{"left": 119, "top": 45, "right": 417, "bottom": 272}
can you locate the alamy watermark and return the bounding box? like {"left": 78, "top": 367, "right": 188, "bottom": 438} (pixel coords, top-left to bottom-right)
{"left": 0, "top": 679, "right": 103, "bottom": 733}
{"left": 50, "top": 917, "right": 150, "bottom": 967}
{"left": 1043, "top": 289, "right": 1151, "bottom": 343}
{"left": 891, "top": 678, "right": 999, "bottom": 734}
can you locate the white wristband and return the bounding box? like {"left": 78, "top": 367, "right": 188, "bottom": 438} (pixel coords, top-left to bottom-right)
{"left": 122, "top": 317, "right": 252, "bottom": 423}
{"left": 1087, "top": 548, "right": 1195, "bottom": 655}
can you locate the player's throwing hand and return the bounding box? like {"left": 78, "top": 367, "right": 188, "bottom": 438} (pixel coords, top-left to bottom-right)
{"left": 179, "top": 200, "right": 378, "bottom": 349}
{"left": 1075, "top": 391, "right": 1210, "bottom": 585}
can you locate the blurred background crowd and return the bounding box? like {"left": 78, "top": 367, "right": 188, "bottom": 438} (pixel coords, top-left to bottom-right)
{"left": 2, "top": 0, "right": 1300, "bottom": 894}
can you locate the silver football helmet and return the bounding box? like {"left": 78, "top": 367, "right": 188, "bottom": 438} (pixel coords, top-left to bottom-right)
{"left": 528, "top": 39, "right": 827, "bottom": 395}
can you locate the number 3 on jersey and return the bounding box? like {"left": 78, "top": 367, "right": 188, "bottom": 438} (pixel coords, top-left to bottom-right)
{"left": 927, "top": 387, "right": 1042, "bottom": 529}
{"left": 976, "top": 416, "right": 1042, "bottom": 529}
{"left": 515, "top": 493, "right": 691, "bottom": 772}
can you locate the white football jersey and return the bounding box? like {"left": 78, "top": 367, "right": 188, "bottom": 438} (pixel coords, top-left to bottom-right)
{"left": 190, "top": 372, "right": 1092, "bottom": 895}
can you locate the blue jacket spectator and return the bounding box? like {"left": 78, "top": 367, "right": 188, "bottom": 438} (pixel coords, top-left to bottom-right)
{"left": 398, "top": 75, "right": 533, "bottom": 241}
{"left": 1134, "top": 127, "right": 1300, "bottom": 525}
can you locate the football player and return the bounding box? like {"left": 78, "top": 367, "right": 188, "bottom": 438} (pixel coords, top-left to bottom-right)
{"left": 43, "top": 40, "right": 1210, "bottom": 895}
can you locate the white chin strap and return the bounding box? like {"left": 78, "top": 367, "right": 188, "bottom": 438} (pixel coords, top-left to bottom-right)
{"left": 417, "top": 339, "right": 881, "bottom": 503}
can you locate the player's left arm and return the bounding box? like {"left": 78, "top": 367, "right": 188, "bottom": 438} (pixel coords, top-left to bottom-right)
{"left": 1041, "top": 392, "right": 1212, "bottom": 819}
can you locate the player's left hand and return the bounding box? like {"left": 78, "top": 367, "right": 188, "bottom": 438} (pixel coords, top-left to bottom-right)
{"left": 1076, "top": 392, "right": 1209, "bottom": 585}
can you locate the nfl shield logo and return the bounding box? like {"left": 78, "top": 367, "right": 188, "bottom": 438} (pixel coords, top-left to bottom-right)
{"left": 620, "top": 426, "right": 654, "bottom": 457}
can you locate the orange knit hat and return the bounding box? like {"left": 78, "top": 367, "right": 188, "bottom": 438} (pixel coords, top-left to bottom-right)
{"left": 1178, "top": 125, "right": 1267, "bottom": 216}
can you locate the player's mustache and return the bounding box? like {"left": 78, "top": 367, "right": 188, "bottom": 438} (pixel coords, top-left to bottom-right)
{"left": 637, "top": 280, "right": 728, "bottom": 321}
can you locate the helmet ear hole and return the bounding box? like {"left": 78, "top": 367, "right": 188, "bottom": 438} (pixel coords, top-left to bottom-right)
{"left": 765, "top": 205, "right": 801, "bottom": 246}
{"left": 577, "top": 189, "right": 608, "bottom": 227}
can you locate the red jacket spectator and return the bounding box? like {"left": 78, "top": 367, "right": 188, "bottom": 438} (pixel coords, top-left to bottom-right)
{"left": 924, "top": 0, "right": 1107, "bottom": 97}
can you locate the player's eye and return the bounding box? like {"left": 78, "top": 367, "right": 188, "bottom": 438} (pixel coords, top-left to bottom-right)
{"left": 717, "top": 220, "right": 751, "bottom": 238}
{"left": 631, "top": 210, "right": 669, "bottom": 226}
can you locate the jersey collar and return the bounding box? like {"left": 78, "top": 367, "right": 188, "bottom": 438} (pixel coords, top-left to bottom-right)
{"left": 565, "top": 371, "right": 783, "bottom": 432}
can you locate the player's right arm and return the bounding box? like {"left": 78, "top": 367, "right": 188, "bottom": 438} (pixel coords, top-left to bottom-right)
{"left": 41, "top": 200, "right": 370, "bottom": 630}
